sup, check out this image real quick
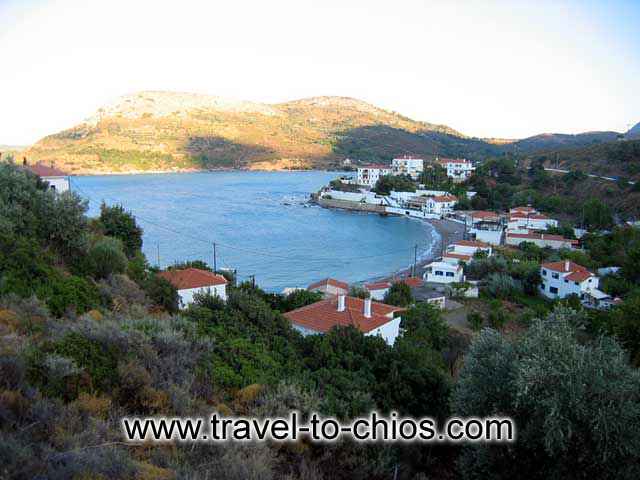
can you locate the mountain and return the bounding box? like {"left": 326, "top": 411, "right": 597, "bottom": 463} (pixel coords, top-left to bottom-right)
{"left": 626, "top": 121, "right": 640, "bottom": 140}
{"left": 24, "top": 91, "right": 502, "bottom": 174}
{"left": 502, "top": 131, "right": 621, "bottom": 154}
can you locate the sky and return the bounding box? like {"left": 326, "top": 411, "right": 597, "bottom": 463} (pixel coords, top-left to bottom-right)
{"left": 0, "top": 0, "right": 639, "bottom": 145}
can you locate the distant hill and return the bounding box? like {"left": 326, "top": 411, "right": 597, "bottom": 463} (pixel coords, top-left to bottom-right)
{"left": 626, "top": 121, "right": 640, "bottom": 140}
{"left": 502, "top": 131, "right": 621, "bottom": 154}
{"left": 24, "top": 91, "right": 502, "bottom": 174}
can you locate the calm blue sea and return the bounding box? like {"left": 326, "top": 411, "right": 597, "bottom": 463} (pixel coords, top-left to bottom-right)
{"left": 73, "top": 171, "right": 439, "bottom": 292}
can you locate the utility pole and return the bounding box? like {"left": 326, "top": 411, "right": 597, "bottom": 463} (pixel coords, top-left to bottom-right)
{"left": 156, "top": 242, "right": 160, "bottom": 268}
{"left": 413, "top": 244, "right": 418, "bottom": 277}
{"left": 213, "top": 242, "right": 217, "bottom": 272}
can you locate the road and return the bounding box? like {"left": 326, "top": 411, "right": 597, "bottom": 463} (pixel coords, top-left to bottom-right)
{"left": 543, "top": 167, "right": 636, "bottom": 185}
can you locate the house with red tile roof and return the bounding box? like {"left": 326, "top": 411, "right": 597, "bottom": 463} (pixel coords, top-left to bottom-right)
{"left": 508, "top": 209, "right": 558, "bottom": 231}
{"left": 158, "top": 267, "right": 228, "bottom": 308}
{"left": 284, "top": 295, "right": 404, "bottom": 345}
{"left": 506, "top": 231, "right": 579, "bottom": 249}
{"left": 539, "top": 260, "right": 607, "bottom": 304}
{"left": 307, "top": 278, "right": 349, "bottom": 298}
{"left": 444, "top": 240, "right": 492, "bottom": 264}
{"left": 22, "top": 159, "right": 70, "bottom": 193}
{"left": 364, "top": 281, "right": 392, "bottom": 301}
{"left": 435, "top": 157, "right": 475, "bottom": 182}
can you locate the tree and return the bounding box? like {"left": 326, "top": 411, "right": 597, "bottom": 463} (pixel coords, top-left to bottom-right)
{"left": 581, "top": 198, "right": 613, "bottom": 230}
{"left": 99, "top": 203, "right": 143, "bottom": 258}
{"left": 349, "top": 285, "right": 370, "bottom": 299}
{"left": 400, "top": 302, "right": 448, "bottom": 350}
{"left": 453, "top": 309, "right": 640, "bottom": 479}
{"left": 144, "top": 274, "right": 179, "bottom": 313}
{"left": 608, "top": 291, "right": 640, "bottom": 366}
{"left": 86, "top": 236, "right": 128, "bottom": 280}
{"left": 374, "top": 174, "right": 416, "bottom": 195}
{"left": 383, "top": 282, "right": 413, "bottom": 307}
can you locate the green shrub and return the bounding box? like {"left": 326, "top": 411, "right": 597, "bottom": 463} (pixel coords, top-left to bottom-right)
{"left": 144, "top": 274, "right": 179, "bottom": 313}
{"left": 86, "top": 237, "right": 128, "bottom": 280}
{"left": 98, "top": 203, "right": 143, "bottom": 258}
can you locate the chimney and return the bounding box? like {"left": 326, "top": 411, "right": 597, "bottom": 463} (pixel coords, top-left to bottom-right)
{"left": 364, "top": 297, "right": 372, "bottom": 318}
{"left": 565, "top": 260, "right": 570, "bottom": 271}
{"left": 337, "top": 295, "right": 346, "bottom": 312}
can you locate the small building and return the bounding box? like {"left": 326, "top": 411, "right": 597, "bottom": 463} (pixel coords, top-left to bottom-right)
{"left": 442, "top": 252, "right": 473, "bottom": 265}
{"left": 507, "top": 209, "right": 558, "bottom": 231}
{"left": 447, "top": 239, "right": 492, "bottom": 257}
{"left": 284, "top": 295, "right": 404, "bottom": 345}
{"left": 539, "top": 260, "right": 602, "bottom": 301}
{"left": 505, "top": 231, "right": 578, "bottom": 249}
{"left": 356, "top": 165, "right": 392, "bottom": 188}
{"left": 404, "top": 194, "right": 457, "bottom": 217}
{"left": 392, "top": 156, "right": 424, "bottom": 179}
{"left": 424, "top": 261, "right": 464, "bottom": 284}
{"left": 158, "top": 268, "right": 228, "bottom": 309}
{"left": 422, "top": 290, "right": 446, "bottom": 309}
{"left": 364, "top": 281, "right": 392, "bottom": 301}
{"left": 24, "top": 160, "right": 70, "bottom": 192}
{"left": 469, "top": 210, "right": 502, "bottom": 225}
{"left": 308, "top": 278, "right": 349, "bottom": 297}
{"left": 436, "top": 157, "right": 475, "bottom": 182}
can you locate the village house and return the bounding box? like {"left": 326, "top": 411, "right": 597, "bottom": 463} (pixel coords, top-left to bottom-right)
{"left": 284, "top": 295, "right": 404, "bottom": 345}
{"left": 539, "top": 260, "right": 610, "bottom": 308}
{"left": 356, "top": 164, "right": 392, "bottom": 188}
{"left": 404, "top": 194, "right": 457, "bottom": 217}
{"left": 392, "top": 156, "right": 424, "bottom": 179}
{"left": 158, "top": 267, "right": 228, "bottom": 309}
{"left": 505, "top": 231, "right": 579, "bottom": 249}
{"left": 436, "top": 157, "right": 475, "bottom": 182}
{"left": 23, "top": 159, "right": 70, "bottom": 192}
{"left": 468, "top": 210, "right": 502, "bottom": 225}
{"left": 507, "top": 207, "right": 558, "bottom": 231}
{"left": 424, "top": 261, "right": 464, "bottom": 284}
{"left": 448, "top": 239, "right": 492, "bottom": 257}
{"left": 364, "top": 281, "right": 391, "bottom": 301}
{"left": 307, "top": 278, "right": 349, "bottom": 297}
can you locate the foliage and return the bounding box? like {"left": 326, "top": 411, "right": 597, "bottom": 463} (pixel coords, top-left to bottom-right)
{"left": 373, "top": 174, "right": 416, "bottom": 195}
{"left": 85, "top": 236, "right": 128, "bottom": 279}
{"left": 349, "top": 285, "right": 370, "bottom": 299}
{"left": 400, "top": 302, "right": 448, "bottom": 350}
{"left": 485, "top": 273, "right": 522, "bottom": 300}
{"left": 382, "top": 281, "right": 414, "bottom": 307}
{"left": 467, "top": 311, "right": 484, "bottom": 331}
{"left": 143, "top": 274, "right": 179, "bottom": 313}
{"left": 98, "top": 203, "right": 143, "bottom": 258}
{"left": 581, "top": 198, "right": 614, "bottom": 230}
{"left": 454, "top": 309, "right": 640, "bottom": 479}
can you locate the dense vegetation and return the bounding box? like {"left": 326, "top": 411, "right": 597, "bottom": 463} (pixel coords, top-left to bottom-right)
{"left": 1, "top": 163, "right": 639, "bottom": 478}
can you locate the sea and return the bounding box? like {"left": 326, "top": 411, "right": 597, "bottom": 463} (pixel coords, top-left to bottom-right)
{"left": 73, "top": 171, "right": 439, "bottom": 292}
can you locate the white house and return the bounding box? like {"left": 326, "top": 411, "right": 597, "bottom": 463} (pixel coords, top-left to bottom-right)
{"left": 158, "top": 267, "right": 228, "bottom": 309}
{"left": 507, "top": 208, "right": 558, "bottom": 231}
{"left": 436, "top": 157, "right": 475, "bottom": 182}
{"left": 404, "top": 194, "right": 457, "bottom": 217}
{"left": 284, "top": 295, "right": 404, "bottom": 345}
{"left": 424, "top": 261, "right": 464, "bottom": 284}
{"left": 539, "top": 260, "right": 605, "bottom": 303}
{"left": 448, "top": 239, "right": 492, "bottom": 257}
{"left": 24, "top": 160, "right": 70, "bottom": 192}
{"left": 364, "top": 281, "right": 391, "bottom": 301}
{"left": 392, "top": 156, "right": 424, "bottom": 179}
{"left": 505, "top": 231, "right": 579, "bottom": 249}
{"left": 308, "top": 278, "right": 349, "bottom": 297}
{"left": 357, "top": 165, "right": 392, "bottom": 188}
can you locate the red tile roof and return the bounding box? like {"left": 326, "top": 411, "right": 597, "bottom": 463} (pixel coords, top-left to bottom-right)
{"left": 443, "top": 252, "right": 472, "bottom": 261}
{"left": 437, "top": 158, "right": 471, "bottom": 165}
{"left": 25, "top": 162, "right": 68, "bottom": 177}
{"left": 307, "top": 278, "right": 349, "bottom": 292}
{"left": 541, "top": 260, "right": 592, "bottom": 275}
{"left": 510, "top": 206, "right": 537, "bottom": 214}
{"left": 454, "top": 239, "right": 490, "bottom": 248}
{"left": 158, "top": 268, "right": 227, "bottom": 290}
{"left": 566, "top": 270, "right": 593, "bottom": 282}
{"left": 364, "top": 281, "right": 392, "bottom": 291}
{"left": 284, "top": 296, "right": 403, "bottom": 334}
{"left": 507, "top": 232, "right": 579, "bottom": 245}
{"left": 398, "top": 276, "right": 423, "bottom": 288}
{"left": 433, "top": 195, "right": 457, "bottom": 203}
{"left": 509, "top": 212, "right": 551, "bottom": 220}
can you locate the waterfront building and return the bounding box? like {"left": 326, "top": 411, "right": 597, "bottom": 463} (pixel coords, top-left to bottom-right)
{"left": 436, "top": 157, "right": 475, "bottom": 182}
{"left": 307, "top": 278, "right": 349, "bottom": 297}
{"left": 158, "top": 268, "right": 228, "bottom": 309}
{"left": 392, "top": 156, "right": 424, "bottom": 179}
{"left": 23, "top": 159, "right": 70, "bottom": 192}
{"left": 284, "top": 295, "right": 404, "bottom": 345}
{"left": 424, "top": 261, "right": 464, "bottom": 284}
{"left": 356, "top": 164, "right": 392, "bottom": 188}
{"left": 505, "top": 231, "right": 578, "bottom": 249}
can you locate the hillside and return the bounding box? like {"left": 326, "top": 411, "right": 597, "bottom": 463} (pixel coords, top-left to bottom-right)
{"left": 503, "top": 131, "right": 621, "bottom": 154}
{"left": 627, "top": 121, "right": 640, "bottom": 140}
{"left": 25, "top": 91, "right": 501, "bottom": 174}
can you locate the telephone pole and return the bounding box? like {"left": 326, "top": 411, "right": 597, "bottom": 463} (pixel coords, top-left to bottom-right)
{"left": 213, "top": 242, "right": 217, "bottom": 272}
{"left": 413, "top": 244, "right": 418, "bottom": 277}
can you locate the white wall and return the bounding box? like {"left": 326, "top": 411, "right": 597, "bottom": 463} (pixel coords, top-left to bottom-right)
{"left": 44, "top": 176, "right": 70, "bottom": 193}
{"left": 385, "top": 206, "right": 440, "bottom": 219}
{"left": 366, "top": 316, "right": 401, "bottom": 345}
{"left": 539, "top": 268, "right": 599, "bottom": 300}
{"left": 367, "top": 288, "right": 389, "bottom": 301}
{"left": 177, "top": 284, "right": 226, "bottom": 309}
{"left": 470, "top": 228, "right": 503, "bottom": 245}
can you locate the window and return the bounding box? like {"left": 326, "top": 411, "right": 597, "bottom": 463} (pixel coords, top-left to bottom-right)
{"left": 574, "top": 282, "right": 579, "bottom": 286}
{"left": 542, "top": 269, "right": 547, "bottom": 276}
{"left": 564, "top": 279, "right": 568, "bottom": 283}
{"left": 446, "top": 272, "right": 454, "bottom": 277}
{"left": 552, "top": 273, "right": 559, "bottom": 279}
{"left": 550, "top": 286, "right": 558, "bottom": 294}
{"left": 435, "top": 271, "right": 443, "bottom": 276}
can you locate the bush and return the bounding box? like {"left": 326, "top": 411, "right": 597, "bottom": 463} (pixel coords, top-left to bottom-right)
{"left": 99, "top": 203, "right": 143, "bottom": 258}
{"left": 143, "top": 274, "right": 179, "bottom": 313}
{"left": 39, "top": 273, "right": 101, "bottom": 317}
{"left": 349, "top": 285, "right": 370, "bottom": 299}
{"left": 485, "top": 273, "right": 521, "bottom": 300}
{"left": 86, "top": 237, "right": 128, "bottom": 280}
{"left": 383, "top": 282, "right": 413, "bottom": 307}
{"left": 467, "top": 311, "right": 484, "bottom": 331}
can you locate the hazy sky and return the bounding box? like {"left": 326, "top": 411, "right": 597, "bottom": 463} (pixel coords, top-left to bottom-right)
{"left": 1, "top": 0, "right": 639, "bottom": 145}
